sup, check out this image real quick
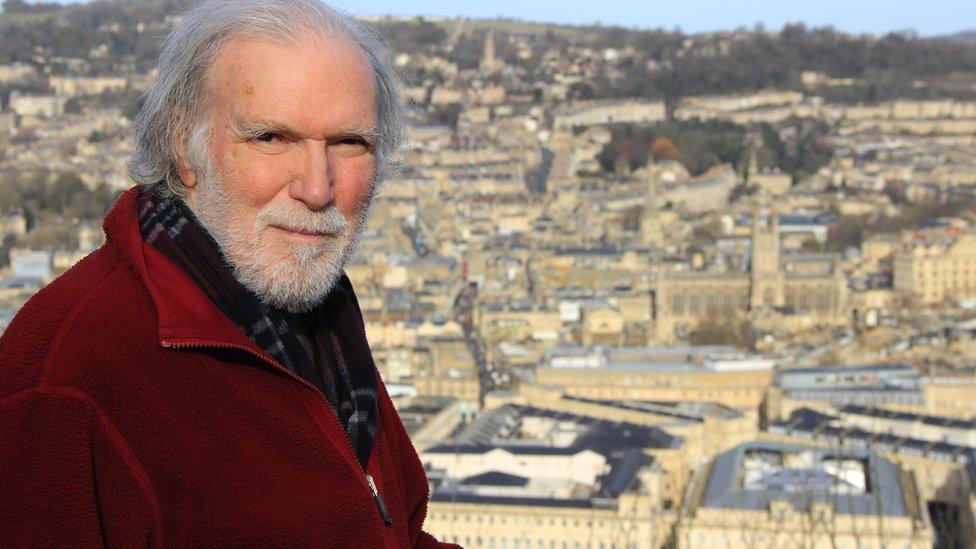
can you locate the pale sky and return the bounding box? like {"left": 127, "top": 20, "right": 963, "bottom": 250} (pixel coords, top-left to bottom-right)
{"left": 332, "top": 0, "right": 971, "bottom": 37}
{"left": 42, "top": 0, "right": 975, "bottom": 37}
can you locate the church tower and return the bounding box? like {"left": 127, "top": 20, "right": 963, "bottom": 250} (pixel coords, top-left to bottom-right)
{"left": 480, "top": 30, "right": 500, "bottom": 74}
{"left": 750, "top": 205, "right": 785, "bottom": 309}
{"left": 642, "top": 168, "right": 664, "bottom": 248}
{"left": 746, "top": 144, "right": 759, "bottom": 187}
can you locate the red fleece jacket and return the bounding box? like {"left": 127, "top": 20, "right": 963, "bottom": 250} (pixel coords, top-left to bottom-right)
{"left": 0, "top": 188, "right": 456, "bottom": 548}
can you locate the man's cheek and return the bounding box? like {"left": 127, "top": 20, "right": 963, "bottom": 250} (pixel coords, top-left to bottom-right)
{"left": 237, "top": 161, "right": 292, "bottom": 201}
{"left": 338, "top": 160, "right": 376, "bottom": 195}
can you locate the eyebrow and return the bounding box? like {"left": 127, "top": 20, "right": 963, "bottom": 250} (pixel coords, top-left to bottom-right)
{"left": 233, "top": 118, "right": 291, "bottom": 139}
{"left": 232, "top": 118, "right": 379, "bottom": 145}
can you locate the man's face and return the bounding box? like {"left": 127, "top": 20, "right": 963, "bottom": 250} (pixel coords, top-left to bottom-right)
{"left": 183, "top": 32, "right": 378, "bottom": 312}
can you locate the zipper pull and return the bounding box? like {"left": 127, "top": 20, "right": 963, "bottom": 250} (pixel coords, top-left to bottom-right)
{"left": 365, "top": 474, "right": 393, "bottom": 527}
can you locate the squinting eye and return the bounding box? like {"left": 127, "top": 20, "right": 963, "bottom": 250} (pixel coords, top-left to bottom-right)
{"left": 255, "top": 133, "right": 278, "bottom": 143}
{"left": 336, "top": 138, "right": 373, "bottom": 153}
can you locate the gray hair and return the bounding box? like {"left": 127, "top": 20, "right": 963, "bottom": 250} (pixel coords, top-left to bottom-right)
{"left": 127, "top": 0, "right": 405, "bottom": 197}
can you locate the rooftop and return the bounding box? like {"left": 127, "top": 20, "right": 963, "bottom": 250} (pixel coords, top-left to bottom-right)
{"left": 775, "top": 364, "right": 921, "bottom": 391}
{"left": 564, "top": 395, "right": 743, "bottom": 422}
{"left": 542, "top": 345, "right": 771, "bottom": 374}
{"left": 424, "top": 404, "right": 672, "bottom": 507}
{"left": 430, "top": 404, "right": 681, "bottom": 454}
{"left": 699, "top": 440, "right": 908, "bottom": 517}
{"left": 839, "top": 404, "right": 976, "bottom": 430}
{"left": 771, "top": 407, "right": 976, "bottom": 468}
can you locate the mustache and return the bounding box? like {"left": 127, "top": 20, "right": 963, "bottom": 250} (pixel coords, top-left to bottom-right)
{"left": 255, "top": 203, "right": 349, "bottom": 235}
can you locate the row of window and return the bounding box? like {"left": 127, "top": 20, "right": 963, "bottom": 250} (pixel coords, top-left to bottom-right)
{"left": 439, "top": 537, "right": 640, "bottom": 549}
{"left": 692, "top": 530, "right": 913, "bottom": 549}
{"left": 572, "top": 387, "right": 759, "bottom": 400}
{"left": 670, "top": 292, "right": 748, "bottom": 316}
{"left": 784, "top": 289, "right": 835, "bottom": 313}
{"left": 429, "top": 513, "right": 619, "bottom": 530}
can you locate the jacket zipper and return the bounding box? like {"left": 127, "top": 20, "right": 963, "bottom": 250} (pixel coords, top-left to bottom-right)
{"left": 366, "top": 474, "right": 393, "bottom": 526}
{"left": 161, "top": 339, "right": 394, "bottom": 529}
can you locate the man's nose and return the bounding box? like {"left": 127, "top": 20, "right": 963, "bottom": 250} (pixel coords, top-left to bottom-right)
{"left": 289, "top": 141, "right": 333, "bottom": 210}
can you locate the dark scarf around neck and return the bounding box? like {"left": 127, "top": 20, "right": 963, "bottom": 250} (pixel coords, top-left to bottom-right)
{"left": 137, "top": 187, "right": 377, "bottom": 469}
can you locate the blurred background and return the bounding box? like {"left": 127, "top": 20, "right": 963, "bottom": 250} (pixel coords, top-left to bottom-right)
{"left": 1, "top": 1, "right": 975, "bottom": 547}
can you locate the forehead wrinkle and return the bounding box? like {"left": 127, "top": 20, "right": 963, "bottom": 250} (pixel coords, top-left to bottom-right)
{"left": 208, "top": 35, "right": 378, "bottom": 141}
{"left": 233, "top": 117, "right": 294, "bottom": 136}
{"left": 227, "top": 75, "right": 377, "bottom": 138}
{"left": 233, "top": 116, "right": 378, "bottom": 142}
{"left": 219, "top": 34, "right": 375, "bottom": 95}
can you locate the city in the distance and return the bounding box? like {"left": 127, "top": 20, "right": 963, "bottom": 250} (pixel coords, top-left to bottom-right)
{"left": 1, "top": 0, "right": 975, "bottom": 546}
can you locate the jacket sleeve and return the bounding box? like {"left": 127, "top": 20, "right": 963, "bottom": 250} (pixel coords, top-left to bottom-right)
{"left": 0, "top": 387, "right": 161, "bottom": 548}
{"left": 400, "top": 444, "right": 461, "bottom": 548}
{"left": 380, "top": 395, "right": 459, "bottom": 549}
{"left": 416, "top": 530, "right": 461, "bottom": 549}
{"left": 407, "top": 486, "right": 460, "bottom": 549}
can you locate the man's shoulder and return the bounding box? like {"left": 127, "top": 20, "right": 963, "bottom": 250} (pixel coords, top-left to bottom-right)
{"left": 0, "top": 244, "right": 153, "bottom": 395}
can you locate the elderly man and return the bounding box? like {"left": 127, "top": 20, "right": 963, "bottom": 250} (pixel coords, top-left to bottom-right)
{"left": 0, "top": 1, "right": 455, "bottom": 547}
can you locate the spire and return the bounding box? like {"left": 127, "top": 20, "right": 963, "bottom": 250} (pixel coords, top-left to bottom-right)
{"left": 746, "top": 133, "right": 761, "bottom": 186}
{"left": 480, "top": 30, "right": 500, "bottom": 74}
{"left": 642, "top": 169, "right": 663, "bottom": 248}
{"left": 747, "top": 144, "right": 758, "bottom": 184}
{"left": 750, "top": 201, "right": 784, "bottom": 309}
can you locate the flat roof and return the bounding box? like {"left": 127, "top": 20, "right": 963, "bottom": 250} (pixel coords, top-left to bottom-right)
{"left": 425, "top": 404, "right": 668, "bottom": 506}
{"left": 430, "top": 492, "right": 599, "bottom": 509}
{"left": 772, "top": 408, "right": 975, "bottom": 467}
{"left": 700, "top": 440, "right": 908, "bottom": 517}
{"left": 840, "top": 404, "right": 976, "bottom": 430}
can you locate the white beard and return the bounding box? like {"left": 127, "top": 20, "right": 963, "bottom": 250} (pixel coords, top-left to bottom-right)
{"left": 188, "top": 151, "right": 371, "bottom": 313}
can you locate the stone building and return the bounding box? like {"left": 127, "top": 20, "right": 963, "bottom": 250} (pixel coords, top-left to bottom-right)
{"left": 768, "top": 406, "right": 976, "bottom": 546}
{"left": 763, "top": 364, "right": 925, "bottom": 422}
{"left": 676, "top": 440, "right": 935, "bottom": 548}
{"left": 652, "top": 207, "right": 848, "bottom": 341}
{"left": 8, "top": 92, "right": 66, "bottom": 119}
{"left": 421, "top": 404, "right": 670, "bottom": 548}
{"left": 553, "top": 99, "right": 666, "bottom": 130}
{"left": 533, "top": 346, "right": 774, "bottom": 409}
{"left": 48, "top": 75, "right": 128, "bottom": 97}
{"left": 746, "top": 147, "right": 791, "bottom": 196}
{"left": 638, "top": 161, "right": 737, "bottom": 216}
{"left": 894, "top": 230, "right": 976, "bottom": 306}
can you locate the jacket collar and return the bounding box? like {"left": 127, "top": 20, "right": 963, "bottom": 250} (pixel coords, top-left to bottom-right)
{"left": 103, "top": 186, "right": 262, "bottom": 350}
{"left": 104, "top": 186, "right": 369, "bottom": 356}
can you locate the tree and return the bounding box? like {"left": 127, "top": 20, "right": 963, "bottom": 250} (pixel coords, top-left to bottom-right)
{"left": 610, "top": 137, "right": 643, "bottom": 174}
{"left": 689, "top": 319, "right": 755, "bottom": 350}
{"left": 826, "top": 215, "right": 868, "bottom": 252}
{"left": 650, "top": 137, "right": 678, "bottom": 162}
{"left": 46, "top": 171, "right": 87, "bottom": 215}
{"left": 0, "top": 170, "right": 121, "bottom": 223}
{"left": 20, "top": 218, "right": 77, "bottom": 249}
{"left": 373, "top": 18, "right": 447, "bottom": 53}
{"left": 599, "top": 119, "right": 746, "bottom": 176}
{"left": 2, "top": 0, "right": 61, "bottom": 13}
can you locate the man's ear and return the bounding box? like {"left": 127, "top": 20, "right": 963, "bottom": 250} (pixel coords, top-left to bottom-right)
{"left": 171, "top": 110, "right": 199, "bottom": 190}
{"left": 177, "top": 160, "right": 198, "bottom": 190}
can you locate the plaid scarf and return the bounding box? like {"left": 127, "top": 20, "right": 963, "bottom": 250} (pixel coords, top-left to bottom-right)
{"left": 137, "top": 187, "right": 377, "bottom": 469}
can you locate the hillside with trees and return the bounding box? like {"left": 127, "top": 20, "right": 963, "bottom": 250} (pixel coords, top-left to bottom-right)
{"left": 3, "top": 1, "right": 976, "bottom": 104}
